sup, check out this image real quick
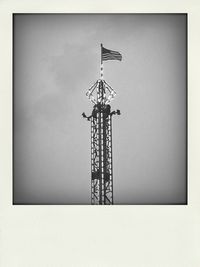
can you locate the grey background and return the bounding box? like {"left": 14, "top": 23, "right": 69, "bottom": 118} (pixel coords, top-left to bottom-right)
{"left": 13, "top": 14, "right": 187, "bottom": 204}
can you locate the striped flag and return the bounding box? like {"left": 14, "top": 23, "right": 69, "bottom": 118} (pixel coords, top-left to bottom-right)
{"left": 102, "top": 46, "right": 122, "bottom": 62}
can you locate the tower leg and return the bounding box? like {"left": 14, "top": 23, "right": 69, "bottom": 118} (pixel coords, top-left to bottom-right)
{"left": 91, "top": 108, "right": 113, "bottom": 205}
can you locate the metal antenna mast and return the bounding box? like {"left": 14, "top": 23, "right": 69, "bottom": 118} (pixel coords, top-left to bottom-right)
{"left": 82, "top": 44, "right": 121, "bottom": 205}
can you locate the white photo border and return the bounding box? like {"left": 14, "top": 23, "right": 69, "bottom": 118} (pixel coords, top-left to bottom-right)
{"left": 0, "top": 0, "right": 199, "bottom": 266}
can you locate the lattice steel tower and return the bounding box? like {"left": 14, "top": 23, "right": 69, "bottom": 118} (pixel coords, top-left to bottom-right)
{"left": 82, "top": 44, "right": 122, "bottom": 205}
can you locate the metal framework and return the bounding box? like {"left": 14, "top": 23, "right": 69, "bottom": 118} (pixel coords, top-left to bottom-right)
{"left": 82, "top": 79, "right": 120, "bottom": 204}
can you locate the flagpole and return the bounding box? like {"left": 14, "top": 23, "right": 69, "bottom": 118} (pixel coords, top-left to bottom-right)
{"left": 100, "top": 43, "right": 103, "bottom": 80}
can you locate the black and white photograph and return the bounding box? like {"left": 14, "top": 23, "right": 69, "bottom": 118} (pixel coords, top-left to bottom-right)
{"left": 13, "top": 14, "right": 187, "bottom": 205}
{"left": 1, "top": 0, "right": 200, "bottom": 266}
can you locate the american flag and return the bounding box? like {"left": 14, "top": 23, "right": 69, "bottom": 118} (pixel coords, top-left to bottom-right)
{"left": 102, "top": 46, "right": 122, "bottom": 62}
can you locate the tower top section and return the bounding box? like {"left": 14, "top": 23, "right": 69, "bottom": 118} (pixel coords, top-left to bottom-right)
{"left": 86, "top": 79, "right": 116, "bottom": 105}
{"left": 85, "top": 44, "right": 122, "bottom": 105}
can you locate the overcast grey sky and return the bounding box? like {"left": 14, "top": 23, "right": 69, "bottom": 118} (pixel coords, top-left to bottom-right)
{"left": 14, "top": 14, "right": 187, "bottom": 204}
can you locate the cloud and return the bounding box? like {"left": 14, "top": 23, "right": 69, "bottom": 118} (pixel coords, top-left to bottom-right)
{"left": 48, "top": 43, "right": 98, "bottom": 93}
